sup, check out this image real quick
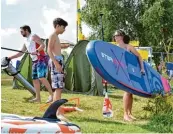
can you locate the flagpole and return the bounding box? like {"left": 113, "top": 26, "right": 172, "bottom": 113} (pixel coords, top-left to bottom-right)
{"left": 76, "top": 0, "right": 78, "bottom": 43}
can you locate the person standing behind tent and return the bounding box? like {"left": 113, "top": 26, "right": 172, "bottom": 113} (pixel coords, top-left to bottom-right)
{"left": 167, "top": 69, "right": 173, "bottom": 82}
{"left": 113, "top": 30, "right": 145, "bottom": 121}
{"left": 8, "top": 25, "right": 53, "bottom": 103}
{"left": 47, "top": 18, "right": 69, "bottom": 101}
{"left": 158, "top": 61, "right": 164, "bottom": 74}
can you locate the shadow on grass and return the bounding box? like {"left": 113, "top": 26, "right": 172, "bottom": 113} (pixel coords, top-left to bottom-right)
{"left": 69, "top": 116, "right": 124, "bottom": 125}
{"left": 23, "top": 96, "right": 35, "bottom": 102}
{"left": 108, "top": 94, "right": 139, "bottom": 101}
{"left": 108, "top": 94, "right": 122, "bottom": 99}
{"left": 1, "top": 80, "right": 13, "bottom": 86}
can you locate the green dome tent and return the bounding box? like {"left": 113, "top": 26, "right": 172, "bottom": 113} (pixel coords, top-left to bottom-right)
{"left": 13, "top": 40, "right": 103, "bottom": 96}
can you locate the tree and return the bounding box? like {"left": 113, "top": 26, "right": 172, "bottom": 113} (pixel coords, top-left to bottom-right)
{"left": 81, "top": 0, "right": 143, "bottom": 41}
{"left": 81, "top": 0, "right": 173, "bottom": 62}
{"left": 141, "top": 0, "right": 173, "bottom": 62}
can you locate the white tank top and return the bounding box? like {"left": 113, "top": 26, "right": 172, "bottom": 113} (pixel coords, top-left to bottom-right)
{"left": 24, "top": 34, "right": 46, "bottom": 62}
{"left": 24, "top": 34, "right": 38, "bottom": 61}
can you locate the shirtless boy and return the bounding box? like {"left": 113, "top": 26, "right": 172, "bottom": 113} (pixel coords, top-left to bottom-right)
{"left": 48, "top": 18, "right": 68, "bottom": 101}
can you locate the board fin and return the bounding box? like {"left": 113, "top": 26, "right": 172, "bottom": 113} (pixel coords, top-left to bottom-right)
{"left": 42, "top": 99, "right": 68, "bottom": 119}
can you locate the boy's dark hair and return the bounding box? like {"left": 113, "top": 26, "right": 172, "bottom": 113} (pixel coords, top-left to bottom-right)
{"left": 123, "top": 35, "right": 130, "bottom": 44}
{"left": 53, "top": 18, "right": 68, "bottom": 28}
{"left": 20, "top": 25, "right": 31, "bottom": 33}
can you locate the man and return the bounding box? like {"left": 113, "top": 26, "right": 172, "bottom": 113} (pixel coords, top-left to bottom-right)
{"left": 8, "top": 25, "right": 53, "bottom": 103}
{"left": 48, "top": 18, "right": 69, "bottom": 101}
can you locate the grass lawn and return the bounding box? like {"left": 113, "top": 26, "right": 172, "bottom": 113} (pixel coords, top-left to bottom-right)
{"left": 1, "top": 74, "right": 173, "bottom": 133}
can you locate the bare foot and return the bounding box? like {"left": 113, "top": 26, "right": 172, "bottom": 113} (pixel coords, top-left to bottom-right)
{"left": 129, "top": 114, "right": 137, "bottom": 120}
{"left": 124, "top": 115, "right": 133, "bottom": 122}
{"left": 46, "top": 95, "right": 53, "bottom": 103}
{"left": 29, "top": 98, "right": 41, "bottom": 103}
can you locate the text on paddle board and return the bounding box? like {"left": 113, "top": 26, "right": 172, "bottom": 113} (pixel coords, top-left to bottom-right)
{"left": 101, "top": 52, "right": 126, "bottom": 68}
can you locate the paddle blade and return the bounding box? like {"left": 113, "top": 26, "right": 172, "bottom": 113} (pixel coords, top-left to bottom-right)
{"left": 102, "top": 93, "right": 113, "bottom": 118}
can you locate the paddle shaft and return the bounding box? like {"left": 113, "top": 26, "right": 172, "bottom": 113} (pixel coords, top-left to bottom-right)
{"left": 1, "top": 47, "right": 32, "bottom": 54}
{"left": 105, "top": 82, "right": 108, "bottom": 92}
{"left": 1, "top": 45, "right": 74, "bottom": 55}
{"left": 1, "top": 47, "right": 45, "bottom": 56}
{"left": 99, "top": 13, "right": 108, "bottom": 92}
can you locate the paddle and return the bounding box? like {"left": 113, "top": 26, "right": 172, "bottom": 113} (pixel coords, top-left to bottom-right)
{"left": 1, "top": 47, "right": 49, "bottom": 65}
{"left": 99, "top": 13, "right": 113, "bottom": 118}
{"left": 1, "top": 47, "right": 32, "bottom": 55}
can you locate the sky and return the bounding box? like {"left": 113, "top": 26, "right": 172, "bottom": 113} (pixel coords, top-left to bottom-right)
{"left": 1, "top": 0, "right": 91, "bottom": 65}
